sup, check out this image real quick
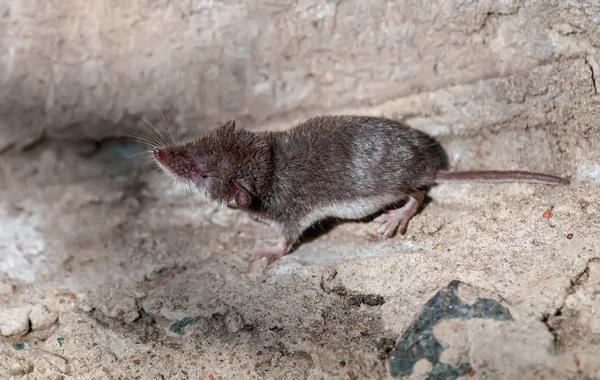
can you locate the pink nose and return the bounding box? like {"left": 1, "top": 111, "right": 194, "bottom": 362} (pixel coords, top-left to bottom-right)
{"left": 154, "top": 149, "right": 166, "bottom": 163}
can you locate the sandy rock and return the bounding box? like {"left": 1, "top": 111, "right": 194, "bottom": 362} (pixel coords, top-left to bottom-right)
{"left": 0, "top": 2, "right": 599, "bottom": 376}
{"left": 9, "top": 360, "right": 34, "bottom": 376}
{"left": 224, "top": 311, "right": 245, "bottom": 333}
{"left": 0, "top": 282, "right": 13, "bottom": 296}
{"left": 9, "top": 361, "right": 22, "bottom": 376}
{"left": 40, "top": 351, "right": 70, "bottom": 375}
{"left": 389, "top": 281, "right": 554, "bottom": 379}
{"left": 95, "top": 295, "right": 140, "bottom": 324}
{"left": 30, "top": 305, "right": 58, "bottom": 330}
{"left": 0, "top": 306, "right": 31, "bottom": 336}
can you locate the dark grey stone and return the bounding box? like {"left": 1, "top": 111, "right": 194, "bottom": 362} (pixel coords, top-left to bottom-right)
{"left": 389, "top": 280, "right": 511, "bottom": 379}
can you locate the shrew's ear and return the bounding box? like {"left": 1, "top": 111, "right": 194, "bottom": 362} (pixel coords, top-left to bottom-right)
{"left": 226, "top": 180, "right": 251, "bottom": 209}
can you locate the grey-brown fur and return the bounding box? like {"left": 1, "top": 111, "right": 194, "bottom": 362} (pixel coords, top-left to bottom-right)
{"left": 153, "top": 115, "right": 567, "bottom": 261}
{"left": 156, "top": 116, "right": 443, "bottom": 238}
{"left": 260, "top": 116, "right": 447, "bottom": 239}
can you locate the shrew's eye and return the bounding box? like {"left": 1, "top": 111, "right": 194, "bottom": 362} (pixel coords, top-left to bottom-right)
{"left": 201, "top": 173, "right": 208, "bottom": 179}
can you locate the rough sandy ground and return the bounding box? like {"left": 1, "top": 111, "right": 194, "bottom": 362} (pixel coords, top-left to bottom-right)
{"left": 1, "top": 60, "right": 600, "bottom": 379}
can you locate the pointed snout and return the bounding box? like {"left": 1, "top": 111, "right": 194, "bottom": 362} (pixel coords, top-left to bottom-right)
{"left": 153, "top": 148, "right": 167, "bottom": 163}
{"left": 152, "top": 146, "right": 202, "bottom": 180}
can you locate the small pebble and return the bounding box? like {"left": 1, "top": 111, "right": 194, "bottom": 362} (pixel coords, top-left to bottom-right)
{"left": 567, "top": 233, "right": 574, "bottom": 239}
{"left": 0, "top": 306, "right": 32, "bottom": 336}
{"left": 10, "top": 362, "right": 24, "bottom": 376}
{"left": 95, "top": 295, "right": 139, "bottom": 324}
{"left": 23, "top": 362, "right": 34, "bottom": 374}
{"left": 542, "top": 209, "right": 553, "bottom": 219}
{"left": 30, "top": 305, "right": 58, "bottom": 330}
{"left": 321, "top": 72, "right": 334, "bottom": 85}
{"left": 347, "top": 369, "right": 358, "bottom": 380}
{"left": 9, "top": 360, "right": 34, "bottom": 375}
{"left": 224, "top": 311, "right": 245, "bottom": 333}
{"left": 40, "top": 351, "right": 70, "bottom": 374}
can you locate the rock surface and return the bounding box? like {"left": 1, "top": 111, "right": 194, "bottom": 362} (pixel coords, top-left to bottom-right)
{"left": 1, "top": 0, "right": 599, "bottom": 150}
{"left": 389, "top": 281, "right": 554, "bottom": 379}
{"left": 0, "top": 306, "right": 31, "bottom": 337}
{"left": 0, "top": 129, "right": 597, "bottom": 377}
{"left": 29, "top": 305, "right": 58, "bottom": 331}
{"left": 0, "top": 1, "right": 599, "bottom": 379}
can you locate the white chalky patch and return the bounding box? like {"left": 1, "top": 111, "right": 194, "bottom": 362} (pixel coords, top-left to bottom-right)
{"left": 0, "top": 200, "right": 46, "bottom": 283}
{"left": 576, "top": 162, "right": 600, "bottom": 185}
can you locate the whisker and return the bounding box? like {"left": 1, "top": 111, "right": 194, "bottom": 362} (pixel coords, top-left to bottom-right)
{"left": 131, "top": 121, "right": 164, "bottom": 148}
{"left": 121, "top": 133, "right": 160, "bottom": 145}
{"left": 156, "top": 104, "right": 176, "bottom": 145}
{"left": 157, "top": 181, "right": 175, "bottom": 208}
{"left": 146, "top": 180, "right": 170, "bottom": 198}
{"left": 147, "top": 174, "right": 173, "bottom": 197}
{"left": 183, "top": 180, "right": 196, "bottom": 198}
{"left": 140, "top": 159, "right": 157, "bottom": 170}
{"left": 122, "top": 134, "right": 162, "bottom": 149}
{"left": 135, "top": 113, "right": 168, "bottom": 146}
{"left": 179, "top": 72, "right": 186, "bottom": 142}
{"left": 126, "top": 150, "right": 154, "bottom": 159}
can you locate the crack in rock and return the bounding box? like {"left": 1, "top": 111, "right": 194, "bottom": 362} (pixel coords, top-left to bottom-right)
{"left": 585, "top": 56, "right": 600, "bottom": 94}
{"left": 542, "top": 258, "right": 600, "bottom": 351}
{"left": 320, "top": 269, "right": 386, "bottom": 307}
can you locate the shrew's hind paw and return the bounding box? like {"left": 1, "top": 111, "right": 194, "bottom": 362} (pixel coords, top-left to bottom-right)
{"left": 374, "top": 191, "right": 425, "bottom": 239}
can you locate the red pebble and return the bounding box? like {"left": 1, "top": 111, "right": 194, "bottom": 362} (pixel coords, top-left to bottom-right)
{"left": 542, "top": 209, "right": 553, "bottom": 219}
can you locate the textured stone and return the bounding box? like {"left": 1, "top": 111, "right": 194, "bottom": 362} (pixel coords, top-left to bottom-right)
{"left": 9, "top": 360, "right": 33, "bottom": 376}
{"left": 389, "top": 280, "right": 511, "bottom": 378}
{"left": 0, "top": 1, "right": 599, "bottom": 379}
{"left": 95, "top": 295, "right": 140, "bottom": 324}
{"left": 0, "top": 282, "right": 13, "bottom": 296}
{"left": 30, "top": 304, "right": 58, "bottom": 330}
{"left": 388, "top": 280, "right": 558, "bottom": 379}
{"left": 40, "top": 351, "right": 70, "bottom": 375}
{"left": 0, "top": 306, "right": 31, "bottom": 336}
{"left": 0, "top": 0, "right": 599, "bottom": 148}
{"left": 169, "top": 316, "right": 200, "bottom": 335}
{"left": 224, "top": 311, "right": 245, "bottom": 333}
